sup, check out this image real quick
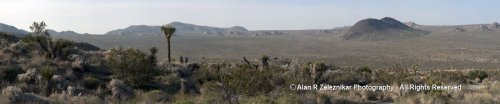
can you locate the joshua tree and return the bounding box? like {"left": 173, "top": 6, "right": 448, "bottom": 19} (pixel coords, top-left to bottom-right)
{"left": 161, "top": 25, "right": 176, "bottom": 63}
{"left": 26, "top": 21, "right": 53, "bottom": 57}
{"left": 29, "top": 21, "right": 50, "bottom": 37}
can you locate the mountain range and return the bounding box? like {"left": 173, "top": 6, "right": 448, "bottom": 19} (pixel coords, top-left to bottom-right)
{"left": 1, "top": 18, "right": 499, "bottom": 39}
{"left": 105, "top": 22, "right": 253, "bottom": 36}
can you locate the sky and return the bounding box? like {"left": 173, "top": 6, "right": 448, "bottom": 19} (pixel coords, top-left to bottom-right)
{"left": 1, "top": 0, "right": 499, "bottom": 34}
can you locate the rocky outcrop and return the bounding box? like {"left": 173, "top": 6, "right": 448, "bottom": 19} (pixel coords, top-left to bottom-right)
{"left": 17, "top": 68, "right": 42, "bottom": 84}
{"left": 404, "top": 21, "right": 419, "bottom": 28}
{"left": 108, "top": 79, "right": 134, "bottom": 100}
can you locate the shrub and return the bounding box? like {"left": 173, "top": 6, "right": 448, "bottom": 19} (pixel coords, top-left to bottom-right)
{"left": 0, "top": 32, "right": 19, "bottom": 43}
{"left": 358, "top": 66, "right": 372, "bottom": 74}
{"left": 20, "top": 34, "right": 76, "bottom": 60}
{"left": 135, "top": 90, "right": 171, "bottom": 103}
{"left": 198, "top": 81, "right": 237, "bottom": 104}
{"left": 39, "top": 65, "right": 55, "bottom": 81}
{"left": 50, "top": 39, "right": 74, "bottom": 59}
{"left": 74, "top": 42, "right": 101, "bottom": 51}
{"left": 261, "top": 55, "right": 270, "bottom": 67}
{"left": 83, "top": 76, "right": 100, "bottom": 89}
{"left": 20, "top": 35, "right": 52, "bottom": 51}
{"left": 222, "top": 64, "right": 274, "bottom": 96}
{"left": 49, "top": 91, "right": 103, "bottom": 104}
{"left": 107, "top": 47, "right": 159, "bottom": 88}
{"left": 239, "top": 95, "right": 275, "bottom": 104}
{"left": 0, "top": 64, "right": 23, "bottom": 83}
{"left": 319, "top": 70, "right": 364, "bottom": 85}
{"left": 427, "top": 71, "right": 466, "bottom": 84}
{"left": 467, "top": 70, "right": 488, "bottom": 81}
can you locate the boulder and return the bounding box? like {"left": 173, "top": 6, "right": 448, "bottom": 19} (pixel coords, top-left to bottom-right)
{"left": 455, "top": 27, "right": 466, "bottom": 32}
{"left": 17, "top": 68, "right": 41, "bottom": 84}
{"left": 51, "top": 75, "right": 69, "bottom": 91}
{"left": 108, "top": 79, "right": 134, "bottom": 100}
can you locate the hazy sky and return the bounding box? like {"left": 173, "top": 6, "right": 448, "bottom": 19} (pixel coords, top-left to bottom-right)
{"left": 1, "top": 0, "right": 499, "bottom": 34}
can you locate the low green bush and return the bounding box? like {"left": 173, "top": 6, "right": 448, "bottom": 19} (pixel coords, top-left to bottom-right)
{"left": 83, "top": 76, "right": 100, "bottom": 89}
{"left": 106, "top": 47, "right": 159, "bottom": 88}
{"left": 467, "top": 70, "right": 488, "bottom": 81}
{"left": 222, "top": 64, "right": 275, "bottom": 96}
{"left": 0, "top": 64, "right": 23, "bottom": 83}
{"left": 39, "top": 65, "right": 56, "bottom": 81}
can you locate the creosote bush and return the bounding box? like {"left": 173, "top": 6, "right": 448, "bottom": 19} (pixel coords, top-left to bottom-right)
{"left": 467, "top": 70, "right": 488, "bottom": 81}
{"left": 106, "top": 47, "right": 159, "bottom": 88}
{"left": 0, "top": 64, "right": 23, "bottom": 83}
{"left": 0, "top": 32, "right": 19, "bottom": 43}
{"left": 83, "top": 76, "right": 100, "bottom": 89}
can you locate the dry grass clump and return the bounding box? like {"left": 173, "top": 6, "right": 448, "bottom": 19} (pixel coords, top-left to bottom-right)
{"left": 49, "top": 90, "right": 103, "bottom": 104}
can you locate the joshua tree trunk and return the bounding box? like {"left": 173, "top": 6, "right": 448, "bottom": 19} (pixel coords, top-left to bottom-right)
{"left": 167, "top": 39, "right": 171, "bottom": 63}
{"left": 161, "top": 24, "right": 175, "bottom": 63}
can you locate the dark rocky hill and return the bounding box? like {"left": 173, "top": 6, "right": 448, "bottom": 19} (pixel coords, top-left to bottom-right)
{"left": 343, "top": 17, "right": 428, "bottom": 41}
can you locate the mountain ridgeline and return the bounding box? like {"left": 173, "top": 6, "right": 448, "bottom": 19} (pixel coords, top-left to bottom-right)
{"left": 343, "top": 17, "right": 429, "bottom": 41}
{"left": 0, "top": 23, "right": 29, "bottom": 37}
{"left": 105, "top": 22, "right": 251, "bottom": 36}
{"left": 46, "top": 29, "right": 89, "bottom": 36}
{"left": 2, "top": 18, "right": 500, "bottom": 39}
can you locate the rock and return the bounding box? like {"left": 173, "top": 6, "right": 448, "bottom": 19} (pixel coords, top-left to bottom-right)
{"left": 66, "top": 86, "right": 93, "bottom": 96}
{"left": 404, "top": 21, "right": 419, "bottom": 28}
{"left": 108, "top": 79, "right": 134, "bottom": 100}
{"left": 455, "top": 27, "right": 466, "bottom": 32}
{"left": 1, "top": 86, "right": 23, "bottom": 101}
{"left": 51, "top": 75, "right": 69, "bottom": 91}
{"left": 1, "top": 86, "right": 51, "bottom": 104}
{"left": 17, "top": 68, "right": 41, "bottom": 84}
{"left": 72, "top": 58, "right": 84, "bottom": 68}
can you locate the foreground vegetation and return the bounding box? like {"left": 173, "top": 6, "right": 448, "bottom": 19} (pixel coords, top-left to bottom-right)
{"left": 1, "top": 23, "right": 499, "bottom": 103}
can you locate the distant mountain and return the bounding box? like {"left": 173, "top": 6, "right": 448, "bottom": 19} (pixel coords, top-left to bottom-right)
{"left": 343, "top": 17, "right": 428, "bottom": 41}
{"left": 104, "top": 22, "right": 250, "bottom": 36}
{"left": 0, "top": 23, "right": 29, "bottom": 37}
{"left": 47, "top": 29, "right": 86, "bottom": 36}
{"left": 104, "top": 25, "right": 163, "bottom": 36}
